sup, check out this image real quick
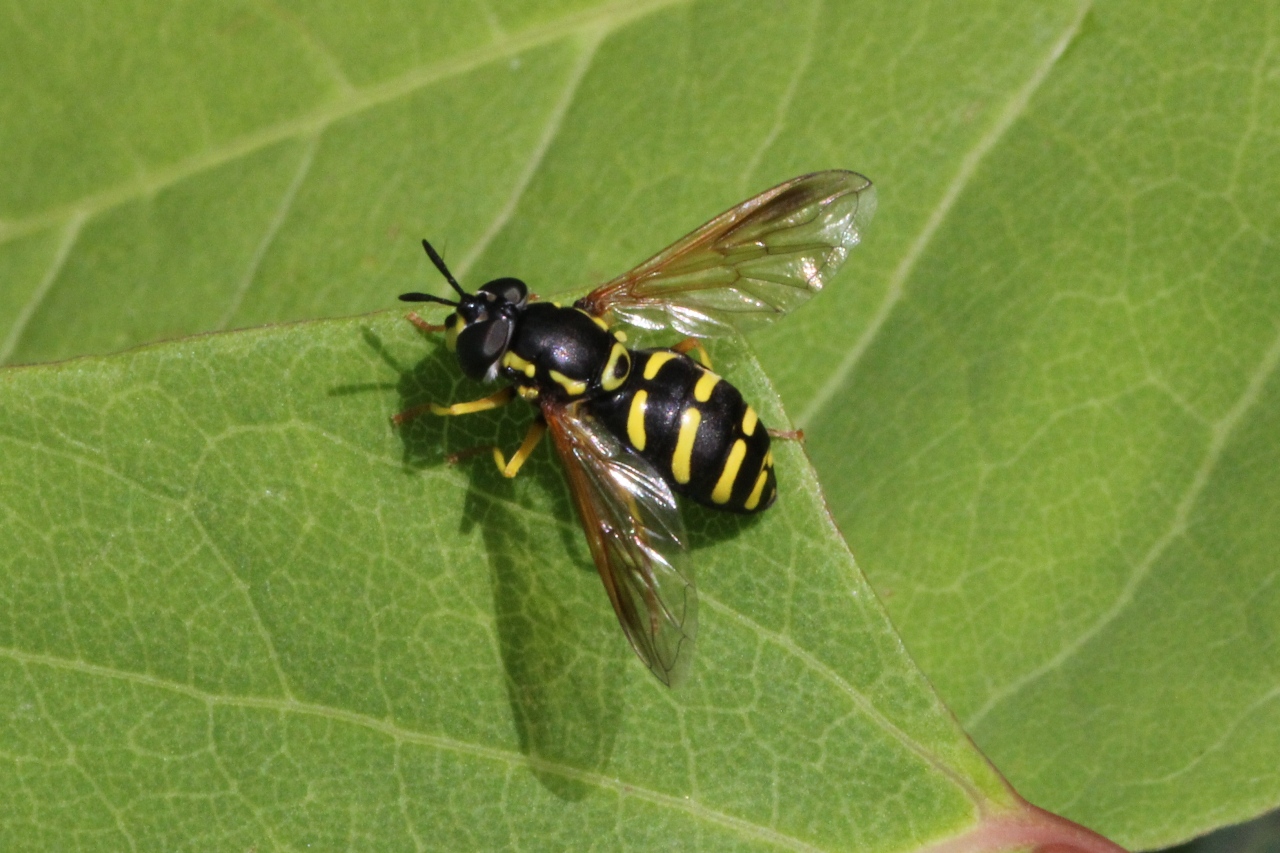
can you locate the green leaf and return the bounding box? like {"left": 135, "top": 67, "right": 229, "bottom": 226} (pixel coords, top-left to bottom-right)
{"left": 1, "top": 0, "right": 1275, "bottom": 849}
{"left": 1, "top": 316, "right": 1021, "bottom": 850}
{"left": 1165, "top": 810, "right": 1280, "bottom": 853}
{"left": 753, "top": 2, "right": 1280, "bottom": 849}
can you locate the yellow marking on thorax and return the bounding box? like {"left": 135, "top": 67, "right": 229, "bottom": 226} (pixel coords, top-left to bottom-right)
{"left": 628, "top": 390, "right": 649, "bottom": 451}
{"left": 613, "top": 330, "right": 628, "bottom": 342}
{"left": 502, "top": 351, "right": 537, "bottom": 378}
{"left": 444, "top": 315, "right": 461, "bottom": 352}
{"left": 744, "top": 468, "right": 770, "bottom": 511}
{"left": 711, "top": 439, "right": 747, "bottom": 504}
{"left": 741, "top": 406, "right": 758, "bottom": 436}
{"left": 549, "top": 369, "right": 587, "bottom": 396}
{"left": 671, "top": 408, "right": 701, "bottom": 484}
{"left": 643, "top": 351, "right": 676, "bottom": 380}
{"left": 600, "top": 343, "right": 631, "bottom": 392}
{"left": 578, "top": 308, "right": 610, "bottom": 331}
{"left": 694, "top": 370, "right": 721, "bottom": 403}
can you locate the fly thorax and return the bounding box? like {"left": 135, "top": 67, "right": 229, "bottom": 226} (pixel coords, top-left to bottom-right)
{"left": 507, "top": 303, "right": 618, "bottom": 400}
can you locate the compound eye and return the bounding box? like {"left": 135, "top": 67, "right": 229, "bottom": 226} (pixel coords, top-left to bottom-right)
{"left": 480, "top": 277, "right": 528, "bottom": 306}
{"left": 455, "top": 317, "right": 514, "bottom": 380}
{"left": 478, "top": 318, "right": 511, "bottom": 360}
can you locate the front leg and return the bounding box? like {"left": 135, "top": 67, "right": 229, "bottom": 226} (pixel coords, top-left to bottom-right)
{"left": 405, "top": 311, "right": 447, "bottom": 334}
{"left": 392, "top": 386, "right": 515, "bottom": 426}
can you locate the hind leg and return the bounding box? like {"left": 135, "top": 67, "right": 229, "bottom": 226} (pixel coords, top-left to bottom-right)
{"left": 672, "top": 337, "right": 713, "bottom": 369}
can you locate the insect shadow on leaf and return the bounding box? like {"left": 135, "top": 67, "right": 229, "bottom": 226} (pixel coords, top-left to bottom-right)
{"left": 464, "top": 476, "right": 627, "bottom": 800}
{"left": 326, "top": 328, "right": 405, "bottom": 397}
{"left": 368, "top": 320, "right": 628, "bottom": 799}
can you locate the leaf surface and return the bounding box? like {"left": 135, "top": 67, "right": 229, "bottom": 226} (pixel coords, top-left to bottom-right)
{"left": 1, "top": 316, "right": 1019, "bottom": 850}
{"left": 757, "top": 3, "right": 1280, "bottom": 848}
{"left": 1, "top": 0, "right": 1276, "bottom": 848}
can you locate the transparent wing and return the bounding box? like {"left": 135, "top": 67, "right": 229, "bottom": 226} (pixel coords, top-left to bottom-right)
{"left": 543, "top": 400, "right": 697, "bottom": 686}
{"left": 577, "top": 170, "right": 876, "bottom": 337}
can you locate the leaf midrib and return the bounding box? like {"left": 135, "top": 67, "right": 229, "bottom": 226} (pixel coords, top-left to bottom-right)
{"left": 2, "top": 644, "right": 826, "bottom": 853}
{"left": 794, "top": 0, "right": 1093, "bottom": 429}
{"left": 2, "top": 391, "right": 990, "bottom": 828}
{"left": 0, "top": 0, "right": 686, "bottom": 245}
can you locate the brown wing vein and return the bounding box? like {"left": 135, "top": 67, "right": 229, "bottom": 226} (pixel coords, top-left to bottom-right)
{"left": 544, "top": 401, "right": 698, "bottom": 686}
{"left": 577, "top": 170, "right": 875, "bottom": 337}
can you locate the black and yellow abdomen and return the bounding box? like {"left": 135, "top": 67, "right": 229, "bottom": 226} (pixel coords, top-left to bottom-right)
{"left": 589, "top": 349, "right": 777, "bottom": 514}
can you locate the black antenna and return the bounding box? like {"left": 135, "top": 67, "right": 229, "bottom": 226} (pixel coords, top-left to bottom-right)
{"left": 421, "top": 239, "right": 466, "bottom": 297}
{"left": 398, "top": 291, "right": 458, "bottom": 306}
{"left": 398, "top": 239, "right": 468, "bottom": 305}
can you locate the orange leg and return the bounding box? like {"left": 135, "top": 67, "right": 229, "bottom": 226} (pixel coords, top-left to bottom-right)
{"left": 672, "top": 337, "right": 713, "bottom": 369}
{"left": 768, "top": 428, "right": 805, "bottom": 443}
{"left": 406, "top": 311, "right": 447, "bottom": 334}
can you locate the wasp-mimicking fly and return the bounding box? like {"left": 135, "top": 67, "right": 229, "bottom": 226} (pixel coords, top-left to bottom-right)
{"left": 396, "top": 171, "right": 875, "bottom": 686}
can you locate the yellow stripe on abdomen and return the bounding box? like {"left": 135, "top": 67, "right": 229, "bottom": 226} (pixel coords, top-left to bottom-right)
{"left": 711, "top": 439, "right": 747, "bottom": 504}
{"left": 643, "top": 351, "right": 676, "bottom": 380}
{"left": 671, "top": 407, "right": 701, "bottom": 485}
{"left": 627, "top": 390, "right": 648, "bottom": 451}
{"left": 694, "top": 370, "right": 720, "bottom": 402}
{"left": 744, "top": 467, "right": 769, "bottom": 511}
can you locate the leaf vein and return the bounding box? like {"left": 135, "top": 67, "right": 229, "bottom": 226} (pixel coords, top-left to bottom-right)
{"left": 456, "top": 28, "right": 605, "bottom": 278}
{"left": 699, "top": 594, "right": 991, "bottom": 813}
{"left": 0, "top": 0, "right": 686, "bottom": 247}
{"left": 0, "top": 212, "right": 87, "bottom": 364}
{"left": 737, "top": 0, "right": 821, "bottom": 192}
{"left": 966, "top": 321, "right": 1280, "bottom": 729}
{"left": 795, "top": 0, "right": 1093, "bottom": 428}
{"left": 2, "top": 645, "right": 829, "bottom": 853}
{"left": 217, "top": 133, "right": 322, "bottom": 330}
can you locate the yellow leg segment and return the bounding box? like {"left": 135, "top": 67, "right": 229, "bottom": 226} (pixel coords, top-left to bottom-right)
{"left": 492, "top": 418, "right": 547, "bottom": 478}
{"left": 393, "top": 386, "right": 515, "bottom": 425}
{"left": 430, "top": 386, "right": 516, "bottom": 416}
{"left": 672, "top": 338, "right": 713, "bottom": 369}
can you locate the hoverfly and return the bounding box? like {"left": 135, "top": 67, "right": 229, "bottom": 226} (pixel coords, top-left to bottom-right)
{"left": 397, "top": 171, "right": 875, "bottom": 686}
